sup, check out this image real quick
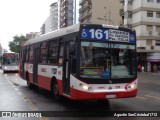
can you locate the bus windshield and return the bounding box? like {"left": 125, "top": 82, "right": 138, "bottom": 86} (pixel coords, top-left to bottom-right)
{"left": 3, "top": 56, "right": 19, "bottom": 65}
{"left": 80, "top": 41, "right": 136, "bottom": 79}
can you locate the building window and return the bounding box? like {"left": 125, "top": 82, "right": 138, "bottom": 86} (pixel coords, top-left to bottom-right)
{"left": 147, "top": 25, "right": 153, "bottom": 35}
{"left": 128, "top": 0, "right": 133, "bottom": 5}
{"left": 147, "top": 0, "right": 154, "bottom": 2}
{"left": 156, "top": 26, "right": 160, "bottom": 35}
{"left": 128, "top": 11, "right": 132, "bottom": 18}
{"left": 147, "top": 11, "right": 153, "bottom": 17}
{"left": 156, "top": 12, "right": 160, "bottom": 18}
{"left": 157, "top": 0, "right": 160, "bottom": 3}
{"left": 124, "top": 11, "right": 132, "bottom": 18}
{"left": 155, "top": 40, "right": 160, "bottom": 46}
{"left": 127, "top": 24, "right": 132, "bottom": 28}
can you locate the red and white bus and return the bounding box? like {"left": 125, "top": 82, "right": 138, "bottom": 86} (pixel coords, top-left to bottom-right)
{"left": 19, "top": 24, "right": 137, "bottom": 100}
{"left": 2, "top": 52, "right": 19, "bottom": 73}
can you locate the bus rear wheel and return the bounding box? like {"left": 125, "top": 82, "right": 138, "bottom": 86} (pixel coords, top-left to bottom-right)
{"left": 51, "top": 82, "right": 60, "bottom": 100}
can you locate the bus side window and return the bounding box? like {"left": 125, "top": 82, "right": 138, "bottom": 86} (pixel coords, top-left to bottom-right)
{"left": 48, "top": 41, "right": 58, "bottom": 64}
{"left": 29, "top": 46, "right": 33, "bottom": 63}
{"left": 26, "top": 47, "right": 29, "bottom": 62}
{"left": 58, "top": 45, "right": 64, "bottom": 64}
{"left": 40, "top": 42, "right": 48, "bottom": 64}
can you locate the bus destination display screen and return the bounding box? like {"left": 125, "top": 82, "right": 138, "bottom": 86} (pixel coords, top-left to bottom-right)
{"left": 81, "top": 28, "right": 135, "bottom": 43}
{"left": 3, "top": 53, "right": 18, "bottom": 57}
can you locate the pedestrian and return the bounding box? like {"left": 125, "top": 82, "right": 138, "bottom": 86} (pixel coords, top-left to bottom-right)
{"left": 153, "top": 64, "right": 158, "bottom": 74}
{"left": 142, "top": 66, "right": 144, "bottom": 72}
{"left": 137, "top": 64, "right": 142, "bottom": 72}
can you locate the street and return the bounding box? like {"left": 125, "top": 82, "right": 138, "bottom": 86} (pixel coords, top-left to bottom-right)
{"left": 0, "top": 70, "right": 160, "bottom": 120}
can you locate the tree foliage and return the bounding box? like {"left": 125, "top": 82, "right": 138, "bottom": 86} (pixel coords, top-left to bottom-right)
{"left": 8, "top": 35, "right": 28, "bottom": 53}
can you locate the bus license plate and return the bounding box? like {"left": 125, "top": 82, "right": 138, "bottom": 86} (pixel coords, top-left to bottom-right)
{"left": 106, "top": 94, "right": 116, "bottom": 98}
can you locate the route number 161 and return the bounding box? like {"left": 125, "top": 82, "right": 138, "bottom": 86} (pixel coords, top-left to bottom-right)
{"left": 89, "top": 29, "right": 109, "bottom": 40}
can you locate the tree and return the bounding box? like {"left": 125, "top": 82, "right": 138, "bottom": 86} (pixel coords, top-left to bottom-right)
{"left": 8, "top": 35, "right": 28, "bottom": 53}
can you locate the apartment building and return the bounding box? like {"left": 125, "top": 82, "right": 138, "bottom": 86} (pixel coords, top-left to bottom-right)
{"left": 79, "top": 0, "right": 123, "bottom": 26}
{"left": 0, "top": 43, "right": 4, "bottom": 56}
{"left": 121, "top": 0, "right": 160, "bottom": 72}
{"left": 40, "top": 17, "right": 51, "bottom": 35}
{"left": 60, "top": 0, "right": 74, "bottom": 28}
{"left": 26, "top": 32, "right": 39, "bottom": 39}
{"left": 50, "top": 2, "right": 59, "bottom": 31}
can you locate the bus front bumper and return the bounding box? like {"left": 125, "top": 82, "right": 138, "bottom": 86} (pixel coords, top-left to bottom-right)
{"left": 70, "top": 88, "right": 138, "bottom": 100}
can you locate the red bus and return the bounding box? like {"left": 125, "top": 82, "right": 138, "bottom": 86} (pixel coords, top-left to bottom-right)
{"left": 2, "top": 52, "right": 19, "bottom": 73}
{"left": 19, "top": 24, "right": 137, "bottom": 100}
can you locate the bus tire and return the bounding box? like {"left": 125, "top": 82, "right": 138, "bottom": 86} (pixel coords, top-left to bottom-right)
{"left": 51, "top": 81, "right": 60, "bottom": 100}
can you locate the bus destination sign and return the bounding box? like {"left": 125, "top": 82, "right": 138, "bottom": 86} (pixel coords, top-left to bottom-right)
{"left": 81, "top": 28, "right": 135, "bottom": 43}
{"left": 109, "top": 29, "right": 129, "bottom": 42}
{"left": 3, "top": 53, "right": 18, "bottom": 57}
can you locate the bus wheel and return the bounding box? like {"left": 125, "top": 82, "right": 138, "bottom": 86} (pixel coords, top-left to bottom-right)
{"left": 52, "top": 82, "right": 60, "bottom": 100}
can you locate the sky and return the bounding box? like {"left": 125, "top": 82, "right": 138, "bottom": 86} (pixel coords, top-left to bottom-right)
{"left": 0, "top": 0, "right": 56, "bottom": 51}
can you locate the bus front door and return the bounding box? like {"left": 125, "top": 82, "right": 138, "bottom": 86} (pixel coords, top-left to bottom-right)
{"left": 33, "top": 46, "right": 40, "bottom": 85}
{"left": 62, "top": 42, "right": 70, "bottom": 95}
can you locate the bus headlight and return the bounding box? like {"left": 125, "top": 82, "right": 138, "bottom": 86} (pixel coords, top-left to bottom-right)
{"left": 4, "top": 66, "right": 7, "bottom": 69}
{"left": 82, "top": 85, "right": 88, "bottom": 90}
{"left": 79, "top": 83, "right": 93, "bottom": 92}
{"left": 125, "top": 80, "right": 137, "bottom": 91}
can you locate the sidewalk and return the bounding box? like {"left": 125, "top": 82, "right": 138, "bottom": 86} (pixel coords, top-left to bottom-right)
{"left": 138, "top": 71, "right": 160, "bottom": 81}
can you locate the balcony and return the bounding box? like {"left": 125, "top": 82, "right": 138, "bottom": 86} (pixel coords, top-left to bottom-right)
{"left": 120, "top": 0, "right": 124, "bottom": 3}
{"left": 119, "top": 8, "right": 124, "bottom": 16}
{"left": 79, "top": 8, "right": 82, "bottom": 13}
{"left": 61, "top": 0, "right": 67, "bottom": 6}
{"left": 79, "top": 0, "right": 85, "bottom": 6}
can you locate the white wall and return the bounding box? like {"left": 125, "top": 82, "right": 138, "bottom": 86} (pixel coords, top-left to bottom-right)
{"left": 142, "top": 0, "right": 160, "bottom": 8}
{"left": 132, "top": 0, "right": 142, "bottom": 10}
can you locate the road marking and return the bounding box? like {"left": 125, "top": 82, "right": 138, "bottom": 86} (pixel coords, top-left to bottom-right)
{"left": 136, "top": 96, "right": 147, "bottom": 100}
{"left": 40, "top": 117, "right": 49, "bottom": 120}
{"left": 30, "top": 104, "right": 38, "bottom": 111}
{"left": 145, "top": 95, "right": 160, "bottom": 100}
{"left": 139, "top": 81, "right": 150, "bottom": 83}
{"left": 23, "top": 96, "right": 39, "bottom": 110}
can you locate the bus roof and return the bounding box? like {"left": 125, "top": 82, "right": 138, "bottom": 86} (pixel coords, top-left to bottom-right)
{"left": 23, "top": 23, "right": 135, "bottom": 46}
{"left": 24, "top": 24, "right": 80, "bottom": 46}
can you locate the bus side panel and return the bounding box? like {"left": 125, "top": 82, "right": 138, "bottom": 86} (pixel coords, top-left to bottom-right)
{"left": 37, "top": 75, "right": 63, "bottom": 95}
{"left": 38, "top": 75, "right": 51, "bottom": 91}
{"left": 28, "top": 73, "right": 34, "bottom": 83}
{"left": 37, "top": 65, "right": 63, "bottom": 93}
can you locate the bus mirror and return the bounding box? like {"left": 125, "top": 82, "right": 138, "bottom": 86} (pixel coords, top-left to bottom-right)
{"left": 69, "top": 42, "right": 76, "bottom": 55}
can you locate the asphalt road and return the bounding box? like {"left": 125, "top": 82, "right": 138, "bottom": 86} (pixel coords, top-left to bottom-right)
{"left": 0, "top": 70, "right": 160, "bottom": 120}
